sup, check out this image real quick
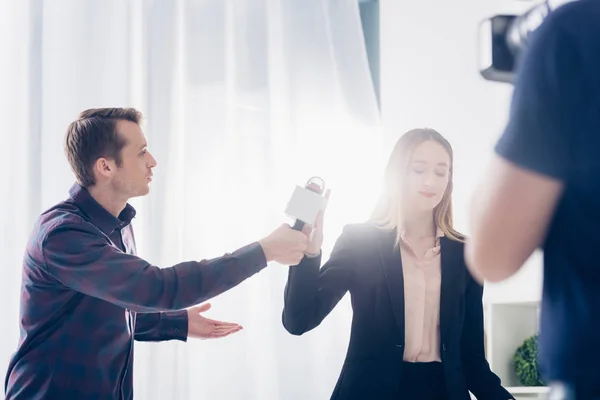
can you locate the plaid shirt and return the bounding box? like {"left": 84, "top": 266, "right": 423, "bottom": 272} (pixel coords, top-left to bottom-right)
{"left": 5, "top": 184, "right": 267, "bottom": 399}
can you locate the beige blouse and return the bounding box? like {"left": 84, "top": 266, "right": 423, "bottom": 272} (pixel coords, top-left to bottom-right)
{"left": 400, "top": 228, "right": 444, "bottom": 363}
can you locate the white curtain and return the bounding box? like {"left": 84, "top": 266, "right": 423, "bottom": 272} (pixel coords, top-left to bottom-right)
{"left": 0, "top": 0, "right": 382, "bottom": 399}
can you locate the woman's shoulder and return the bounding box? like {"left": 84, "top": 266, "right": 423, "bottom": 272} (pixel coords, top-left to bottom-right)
{"left": 441, "top": 235, "right": 468, "bottom": 265}
{"left": 333, "top": 222, "right": 393, "bottom": 253}
{"left": 341, "top": 221, "right": 381, "bottom": 233}
{"left": 441, "top": 235, "right": 466, "bottom": 248}
{"left": 340, "top": 221, "right": 393, "bottom": 241}
{"left": 441, "top": 227, "right": 468, "bottom": 244}
{"left": 440, "top": 236, "right": 482, "bottom": 284}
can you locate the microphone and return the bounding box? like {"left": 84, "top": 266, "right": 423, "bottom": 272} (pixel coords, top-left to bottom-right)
{"left": 285, "top": 176, "right": 326, "bottom": 231}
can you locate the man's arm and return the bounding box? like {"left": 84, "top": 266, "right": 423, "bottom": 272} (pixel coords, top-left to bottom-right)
{"left": 135, "top": 304, "right": 243, "bottom": 342}
{"left": 42, "top": 220, "right": 267, "bottom": 313}
{"left": 466, "top": 157, "right": 563, "bottom": 282}
{"left": 466, "top": 6, "right": 585, "bottom": 282}
{"left": 135, "top": 311, "right": 188, "bottom": 342}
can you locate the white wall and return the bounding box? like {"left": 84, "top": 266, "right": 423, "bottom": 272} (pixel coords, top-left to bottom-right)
{"left": 379, "top": 0, "right": 543, "bottom": 304}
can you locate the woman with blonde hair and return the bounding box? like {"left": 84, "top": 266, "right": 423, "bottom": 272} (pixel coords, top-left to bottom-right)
{"left": 282, "top": 129, "right": 513, "bottom": 399}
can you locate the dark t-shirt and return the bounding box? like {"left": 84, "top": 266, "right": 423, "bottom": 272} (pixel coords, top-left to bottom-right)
{"left": 495, "top": 0, "right": 600, "bottom": 385}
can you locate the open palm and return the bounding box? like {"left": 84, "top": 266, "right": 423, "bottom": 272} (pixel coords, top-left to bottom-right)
{"left": 186, "top": 303, "right": 243, "bottom": 340}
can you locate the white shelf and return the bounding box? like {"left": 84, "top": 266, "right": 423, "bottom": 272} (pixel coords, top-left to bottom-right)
{"left": 506, "top": 386, "right": 549, "bottom": 394}
{"left": 485, "top": 301, "right": 546, "bottom": 399}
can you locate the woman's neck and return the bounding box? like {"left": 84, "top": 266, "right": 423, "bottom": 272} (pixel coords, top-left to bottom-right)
{"left": 401, "top": 210, "right": 436, "bottom": 238}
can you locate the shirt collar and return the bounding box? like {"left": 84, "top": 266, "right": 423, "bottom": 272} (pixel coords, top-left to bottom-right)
{"left": 398, "top": 226, "right": 445, "bottom": 256}
{"left": 69, "top": 183, "right": 136, "bottom": 236}
{"left": 398, "top": 226, "right": 445, "bottom": 239}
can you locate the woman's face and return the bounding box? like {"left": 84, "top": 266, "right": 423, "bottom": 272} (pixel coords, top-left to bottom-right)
{"left": 403, "top": 140, "right": 451, "bottom": 213}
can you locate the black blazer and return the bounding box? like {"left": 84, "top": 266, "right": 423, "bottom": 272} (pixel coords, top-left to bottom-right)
{"left": 282, "top": 223, "right": 512, "bottom": 400}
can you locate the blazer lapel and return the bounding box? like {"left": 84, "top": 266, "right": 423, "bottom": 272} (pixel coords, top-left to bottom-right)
{"left": 439, "top": 237, "right": 463, "bottom": 347}
{"left": 378, "top": 229, "right": 405, "bottom": 344}
{"left": 378, "top": 231, "right": 464, "bottom": 351}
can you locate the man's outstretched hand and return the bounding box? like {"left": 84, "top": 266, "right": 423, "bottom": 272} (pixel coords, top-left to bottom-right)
{"left": 187, "top": 303, "right": 243, "bottom": 340}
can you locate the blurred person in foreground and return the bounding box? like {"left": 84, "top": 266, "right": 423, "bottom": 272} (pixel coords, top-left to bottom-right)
{"left": 466, "top": 1, "right": 600, "bottom": 398}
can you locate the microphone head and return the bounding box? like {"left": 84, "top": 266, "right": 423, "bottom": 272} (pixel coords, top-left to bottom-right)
{"left": 305, "top": 176, "right": 325, "bottom": 195}
{"left": 286, "top": 177, "right": 327, "bottom": 227}
{"left": 306, "top": 182, "right": 324, "bottom": 194}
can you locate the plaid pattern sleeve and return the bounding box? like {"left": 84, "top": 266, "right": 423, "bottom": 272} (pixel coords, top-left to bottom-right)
{"left": 42, "top": 220, "right": 267, "bottom": 312}
{"left": 134, "top": 311, "right": 189, "bottom": 342}
{"left": 5, "top": 184, "right": 268, "bottom": 399}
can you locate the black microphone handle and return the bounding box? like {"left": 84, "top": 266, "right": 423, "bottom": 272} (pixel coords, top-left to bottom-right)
{"left": 292, "top": 220, "right": 305, "bottom": 231}
{"left": 290, "top": 178, "right": 324, "bottom": 232}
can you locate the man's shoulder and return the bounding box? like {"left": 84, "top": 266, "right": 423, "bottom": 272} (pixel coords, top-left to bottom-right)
{"left": 552, "top": 0, "right": 600, "bottom": 23}
{"left": 545, "top": 1, "right": 600, "bottom": 43}
{"left": 34, "top": 200, "right": 92, "bottom": 244}
{"left": 24, "top": 200, "right": 91, "bottom": 274}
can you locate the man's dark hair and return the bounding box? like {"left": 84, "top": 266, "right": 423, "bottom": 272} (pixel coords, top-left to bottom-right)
{"left": 64, "top": 108, "right": 143, "bottom": 187}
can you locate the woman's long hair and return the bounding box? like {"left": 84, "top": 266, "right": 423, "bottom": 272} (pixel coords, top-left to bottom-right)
{"left": 369, "top": 128, "right": 465, "bottom": 245}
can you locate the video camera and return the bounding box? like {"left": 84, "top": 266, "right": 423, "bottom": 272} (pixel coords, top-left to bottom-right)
{"left": 477, "top": 0, "right": 576, "bottom": 83}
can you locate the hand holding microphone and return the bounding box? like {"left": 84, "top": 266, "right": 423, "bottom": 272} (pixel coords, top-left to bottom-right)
{"left": 258, "top": 224, "right": 308, "bottom": 265}
{"left": 290, "top": 177, "right": 327, "bottom": 231}
{"left": 258, "top": 176, "right": 330, "bottom": 265}
{"left": 286, "top": 176, "right": 330, "bottom": 259}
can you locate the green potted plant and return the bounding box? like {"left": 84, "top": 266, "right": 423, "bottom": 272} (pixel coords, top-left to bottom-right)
{"left": 513, "top": 334, "right": 545, "bottom": 386}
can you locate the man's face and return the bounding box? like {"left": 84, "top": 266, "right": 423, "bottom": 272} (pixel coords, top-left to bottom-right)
{"left": 111, "top": 120, "right": 157, "bottom": 199}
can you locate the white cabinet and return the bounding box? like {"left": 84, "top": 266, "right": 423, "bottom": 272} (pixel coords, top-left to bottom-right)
{"left": 484, "top": 301, "right": 548, "bottom": 400}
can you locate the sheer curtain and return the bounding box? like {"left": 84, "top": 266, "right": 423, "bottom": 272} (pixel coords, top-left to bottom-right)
{"left": 0, "top": 0, "right": 382, "bottom": 399}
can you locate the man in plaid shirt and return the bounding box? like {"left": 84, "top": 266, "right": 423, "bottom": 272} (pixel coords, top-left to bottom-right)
{"left": 4, "top": 108, "right": 308, "bottom": 399}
